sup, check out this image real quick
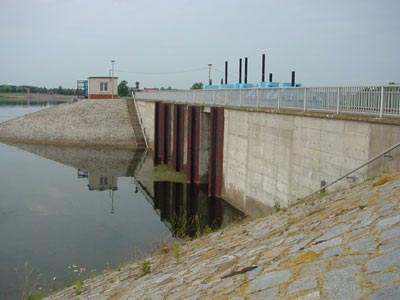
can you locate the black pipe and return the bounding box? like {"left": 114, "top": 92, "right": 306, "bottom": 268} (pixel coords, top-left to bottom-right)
{"left": 262, "top": 54, "right": 265, "bottom": 82}
{"left": 269, "top": 73, "right": 273, "bottom": 82}
{"left": 291, "top": 71, "right": 295, "bottom": 87}
{"left": 244, "top": 57, "right": 248, "bottom": 84}
{"left": 239, "top": 58, "right": 242, "bottom": 84}
{"left": 221, "top": 78, "right": 223, "bottom": 84}
{"left": 225, "top": 61, "right": 228, "bottom": 84}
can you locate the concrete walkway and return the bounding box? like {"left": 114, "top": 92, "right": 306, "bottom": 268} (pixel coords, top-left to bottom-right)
{"left": 45, "top": 174, "right": 400, "bottom": 300}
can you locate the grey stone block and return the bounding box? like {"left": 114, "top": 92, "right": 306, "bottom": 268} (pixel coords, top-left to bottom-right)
{"left": 324, "top": 266, "right": 360, "bottom": 300}
{"left": 321, "top": 247, "right": 343, "bottom": 259}
{"left": 366, "top": 249, "right": 400, "bottom": 273}
{"left": 318, "top": 224, "right": 352, "bottom": 241}
{"left": 246, "top": 270, "right": 291, "bottom": 293}
{"left": 370, "top": 284, "right": 400, "bottom": 300}
{"left": 368, "top": 270, "right": 399, "bottom": 285}
{"left": 380, "top": 226, "right": 400, "bottom": 240}
{"left": 348, "top": 237, "right": 376, "bottom": 253}
{"left": 288, "top": 275, "right": 318, "bottom": 295}
{"left": 376, "top": 215, "right": 400, "bottom": 228}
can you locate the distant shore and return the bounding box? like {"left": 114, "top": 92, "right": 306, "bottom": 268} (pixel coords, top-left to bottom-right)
{"left": 0, "top": 93, "right": 75, "bottom": 103}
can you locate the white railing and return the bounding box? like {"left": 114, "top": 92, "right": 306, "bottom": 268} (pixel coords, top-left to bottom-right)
{"left": 135, "top": 86, "right": 400, "bottom": 118}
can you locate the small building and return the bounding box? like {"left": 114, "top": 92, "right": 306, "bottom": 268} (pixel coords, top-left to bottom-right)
{"left": 88, "top": 76, "right": 118, "bottom": 99}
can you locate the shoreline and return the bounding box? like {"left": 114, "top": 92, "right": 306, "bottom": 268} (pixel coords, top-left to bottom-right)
{"left": 0, "top": 93, "right": 75, "bottom": 103}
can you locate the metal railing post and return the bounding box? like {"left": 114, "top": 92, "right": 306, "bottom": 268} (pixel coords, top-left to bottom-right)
{"left": 380, "top": 86, "right": 384, "bottom": 118}
{"left": 336, "top": 87, "right": 340, "bottom": 114}
{"left": 256, "top": 89, "right": 259, "bottom": 108}
{"left": 303, "top": 88, "right": 307, "bottom": 111}
{"left": 278, "top": 88, "right": 282, "bottom": 109}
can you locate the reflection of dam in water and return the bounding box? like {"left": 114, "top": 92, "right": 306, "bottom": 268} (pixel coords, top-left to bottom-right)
{"left": 4, "top": 142, "right": 245, "bottom": 236}
{"left": 4, "top": 142, "right": 144, "bottom": 191}
{"left": 138, "top": 181, "right": 244, "bottom": 237}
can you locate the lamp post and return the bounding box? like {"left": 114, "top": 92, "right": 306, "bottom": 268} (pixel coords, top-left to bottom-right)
{"left": 208, "top": 64, "right": 212, "bottom": 85}
{"left": 111, "top": 60, "right": 115, "bottom": 99}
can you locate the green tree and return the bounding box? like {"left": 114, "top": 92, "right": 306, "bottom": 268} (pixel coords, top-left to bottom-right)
{"left": 191, "top": 82, "right": 203, "bottom": 89}
{"left": 118, "top": 80, "right": 129, "bottom": 97}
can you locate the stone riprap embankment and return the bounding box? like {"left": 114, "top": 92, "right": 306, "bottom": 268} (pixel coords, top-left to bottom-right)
{"left": 45, "top": 174, "right": 400, "bottom": 300}
{"left": 0, "top": 99, "right": 137, "bottom": 147}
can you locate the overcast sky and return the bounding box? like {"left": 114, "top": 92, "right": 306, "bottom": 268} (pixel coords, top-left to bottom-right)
{"left": 0, "top": 0, "right": 399, "bottom": 89}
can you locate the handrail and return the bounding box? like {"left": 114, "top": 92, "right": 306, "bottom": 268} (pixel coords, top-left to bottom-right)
{"left": 304, "top": 142, "right": 400, "bottom": 199}
{"left": 135, "top": 85, "right": 400, "bottom": 118}
{"left": 132, "top": 93, "right": 149, "bottom": 149}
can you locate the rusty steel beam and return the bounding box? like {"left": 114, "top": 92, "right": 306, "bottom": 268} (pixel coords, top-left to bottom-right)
{"left": 187, "top": 106, "right": 200, "bottom": 183}
{"left": 208, "top": 107, "right": 224, "bottom": 196}
{"left": 172, "top": 104, "right": 185, "bottom": 171}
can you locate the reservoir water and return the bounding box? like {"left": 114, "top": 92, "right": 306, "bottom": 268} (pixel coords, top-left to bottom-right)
{"left": 0, "top": 103, "right": 244, "bottom": 299}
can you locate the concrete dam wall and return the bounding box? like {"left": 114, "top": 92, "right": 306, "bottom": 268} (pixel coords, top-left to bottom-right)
{"left": 136, "top": 99, "right": 400, "bottom": 215}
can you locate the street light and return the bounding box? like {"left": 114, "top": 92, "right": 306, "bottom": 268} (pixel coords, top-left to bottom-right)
{"left": 111, "top": 60, "right": 115, "bottom": 99}
{"left": 208, "top": 64, "right": 212, "bottom": 85}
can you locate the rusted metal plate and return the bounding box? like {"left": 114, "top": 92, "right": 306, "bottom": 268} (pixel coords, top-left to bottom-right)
{"left": 208, "top": 107, "right": 224, "bottom": 196}
{"left": 172, "top": 104, "right": 185, "bottom": 171}
{"left": 187, "top": 106, "right": 201, "bottom": 183}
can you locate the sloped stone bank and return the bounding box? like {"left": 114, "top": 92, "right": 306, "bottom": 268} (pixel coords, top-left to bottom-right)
{"left": 0, "top": 99, "right": 136, "bottom": 147}
{"left": 45, "top": 174, "right": 400, "bottom": 300}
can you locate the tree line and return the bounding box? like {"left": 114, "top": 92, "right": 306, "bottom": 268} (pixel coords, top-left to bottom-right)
{"left": 0, "top": 84, "right": 77, "bottom": 95}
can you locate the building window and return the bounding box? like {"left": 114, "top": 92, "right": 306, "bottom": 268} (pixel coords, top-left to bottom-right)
{"left": 100, "top": 82, "right": 108, "bottom": 92}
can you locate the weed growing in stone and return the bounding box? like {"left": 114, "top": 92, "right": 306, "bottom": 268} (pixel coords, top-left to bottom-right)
{"left": 274, "top": 203, "right": 281, "bottom": 213}
{"left": 173, "top": 243, "right": 180, "bottom": 264}
{"left": 26, "top": 292, "right": 44, "bottom": 300}
{"left": 141, "top": 260, "right": 151, "bottom": 275}
{"left": 74, "top": 279, "right": 83, "bottom": 295}
{"left": 318, "top": 191, "right": 328, "bottom": 199}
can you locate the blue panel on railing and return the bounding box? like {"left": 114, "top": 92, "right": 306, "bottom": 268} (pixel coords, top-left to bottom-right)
{"left": 204, "top": 82, "right": 301, "bottom": 89}
{"left": 220, "top": 84, "right": 236, "bottom": 89}
{"left": 204, "top": 85, "right": 220, "bottom": 90}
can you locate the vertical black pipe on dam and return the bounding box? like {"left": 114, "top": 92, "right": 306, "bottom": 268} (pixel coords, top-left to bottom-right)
{"left": 291, "top": 71, "right": 296, "bottom": 87}
{"left": 244, "top": 57, "right": 248, "bottom": 84}
{"left": 269, "top": 73, "right": 273, "bottom": 82}
{"left": 262, "top": 54, "right": 265, "bottom": 82}
{"left": 224, "top": 61, "right": 228, "bottom": 84}
{"left": 239, "top": 58, "right": 242, "bottom": 84}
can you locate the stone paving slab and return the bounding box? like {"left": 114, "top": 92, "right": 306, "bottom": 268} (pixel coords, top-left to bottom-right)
{"left": 45, "top": 174, "right": 400, "bottom": 300}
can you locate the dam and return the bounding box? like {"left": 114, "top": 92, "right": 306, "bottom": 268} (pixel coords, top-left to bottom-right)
{"left": 1, "top": 86, "right": 399, "bottom": 216}
{"left": 134, "top": 85, "right": 400, "bottom": 215}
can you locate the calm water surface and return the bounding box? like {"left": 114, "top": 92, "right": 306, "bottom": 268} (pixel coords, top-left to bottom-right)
{"left": 0, "top": 104, "right": 244, "bottom": 299}
{"left": 0, "top": 102, "right": 56, "bottom": 123}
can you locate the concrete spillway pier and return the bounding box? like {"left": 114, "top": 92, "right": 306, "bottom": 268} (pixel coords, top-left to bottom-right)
{"left": 0, "top": 99, "right": 145, "bottom": 148}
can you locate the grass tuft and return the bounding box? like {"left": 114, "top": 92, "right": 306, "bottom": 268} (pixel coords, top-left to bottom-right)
{"left": 371, "top": 173, "right": 399, "bottom": 187}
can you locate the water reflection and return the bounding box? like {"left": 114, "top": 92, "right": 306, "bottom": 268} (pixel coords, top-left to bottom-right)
{"left": 0, "top": 141, "right": 245, "bottom": 299}
{"left": 138, "top": 182, "right": 244, "bottom": 238}
{"left": 4, "top": 142, "right": 244, "bottom": 233}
